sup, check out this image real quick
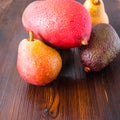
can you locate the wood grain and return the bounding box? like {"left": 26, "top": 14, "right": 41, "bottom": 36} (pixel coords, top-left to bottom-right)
{"left": 0, "top": 0, "right": 120, "bottom": 120}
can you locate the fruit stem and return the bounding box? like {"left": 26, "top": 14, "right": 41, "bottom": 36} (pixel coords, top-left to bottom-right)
{"left": 92, "top": 0, "right": 100, "bottom": 5}
{"left": 29, "top": 31, "right": 34, "bottom": 41}
{"left": 84, "top": 67, "right": 91, "bottom": 72}
{"left": 81, "top": 40, "right": 88, "bottom": 45}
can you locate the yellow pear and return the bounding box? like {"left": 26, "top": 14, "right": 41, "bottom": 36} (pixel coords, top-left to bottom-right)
{"left": 84, "top": 0, "right": 109, "bottom": 25}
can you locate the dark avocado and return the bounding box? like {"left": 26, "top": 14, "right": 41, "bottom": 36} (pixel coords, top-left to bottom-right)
{"left": 80, "top": 23, "right": 120, "bottom": 72}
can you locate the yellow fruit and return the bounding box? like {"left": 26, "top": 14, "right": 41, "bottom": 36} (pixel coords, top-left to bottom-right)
{"left": 84, "top": 0, "right": 109, "bottom": 25}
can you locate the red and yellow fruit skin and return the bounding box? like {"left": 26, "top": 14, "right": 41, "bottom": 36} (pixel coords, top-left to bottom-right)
{"left": 17, "top": 39, "right": 62, "bottom": 86}
{"left": 22, "top": 0, "right": 92, "bottom": 48}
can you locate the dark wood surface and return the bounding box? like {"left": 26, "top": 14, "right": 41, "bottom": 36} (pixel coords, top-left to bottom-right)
{"left": 0, "top": 0, "right": 120, "bottom": 120}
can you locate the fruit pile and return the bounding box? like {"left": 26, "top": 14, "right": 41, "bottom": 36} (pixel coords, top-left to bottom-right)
{"left": 17, "top": 0, "right": 120, "bottom": 86}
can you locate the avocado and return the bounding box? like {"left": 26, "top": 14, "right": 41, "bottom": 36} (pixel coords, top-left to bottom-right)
{"left": 80, "top": 23, "right": 120, "bottom": 72}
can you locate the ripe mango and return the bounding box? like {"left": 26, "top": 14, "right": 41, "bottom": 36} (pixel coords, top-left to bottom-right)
{"left": 22, "top": 0, "right": 91, "bottom": 48}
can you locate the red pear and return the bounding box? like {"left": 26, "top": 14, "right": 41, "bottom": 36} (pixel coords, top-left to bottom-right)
{"left": 17, "top": 32, "right": 62, "bottom": 86}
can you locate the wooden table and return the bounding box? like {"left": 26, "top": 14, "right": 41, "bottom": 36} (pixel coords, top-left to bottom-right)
{"left": 0, "top": 0, "right": 120, "bottom": 120}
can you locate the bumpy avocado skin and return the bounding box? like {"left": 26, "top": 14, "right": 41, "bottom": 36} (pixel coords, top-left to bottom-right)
{"left": 80, "top": 23, "right": 120, "bottom": 72}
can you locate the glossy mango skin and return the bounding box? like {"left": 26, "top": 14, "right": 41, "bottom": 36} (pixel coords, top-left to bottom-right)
{"left": 80, "top": 23, "right": 120, "bottom": 72}
{"left": 17, "top": 39, "right": 62, "bottom": 86}
{"left": 22, "top": 0, "right": 91, "bottom": 48}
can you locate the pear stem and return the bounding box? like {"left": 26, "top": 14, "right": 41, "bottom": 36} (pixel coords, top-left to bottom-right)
{"left": 29, "top": 31, "right": 34, "bottom": 41}
{"left": 92, "top": 0, "right": 100, "bottom": 5}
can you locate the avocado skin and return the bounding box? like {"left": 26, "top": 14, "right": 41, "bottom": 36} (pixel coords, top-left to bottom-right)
{"left": 80, "top": 23, "right": 120, "bottom": 72}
